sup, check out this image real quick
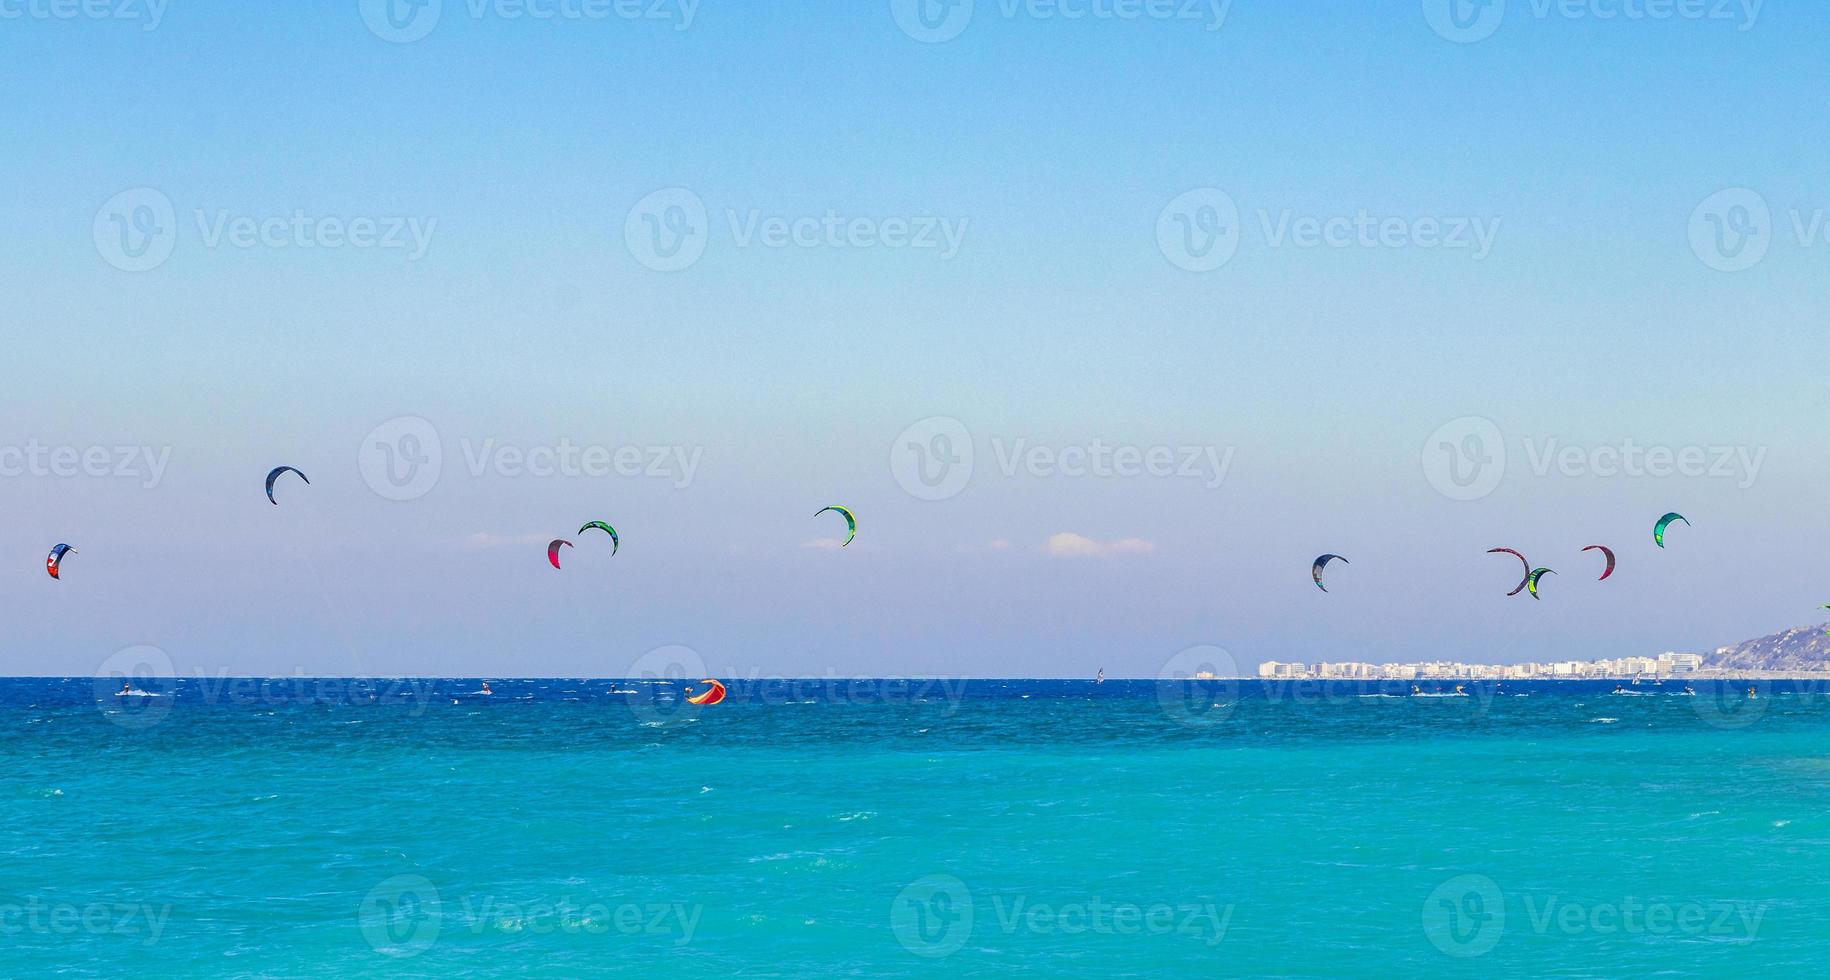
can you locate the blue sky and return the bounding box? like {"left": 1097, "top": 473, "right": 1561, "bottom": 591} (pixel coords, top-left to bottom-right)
{"left": 2, "top": 0, "right": 1827, "bottom": 677}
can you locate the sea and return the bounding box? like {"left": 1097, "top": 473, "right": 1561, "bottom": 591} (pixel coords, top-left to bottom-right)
{"left": 2, "top": 676, "right": 1827, "bottom": 977}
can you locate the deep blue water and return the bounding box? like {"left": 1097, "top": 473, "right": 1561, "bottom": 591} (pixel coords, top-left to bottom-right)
{"left": 3, "top": 677, "right": 1827, "bottom": 977}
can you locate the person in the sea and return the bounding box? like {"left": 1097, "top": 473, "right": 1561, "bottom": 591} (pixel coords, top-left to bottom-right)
{"left": 120, "top": 681, "right": 133, "bottom": 695}
{"left": 1613, "top": 684, "right": 1625, "bottom": 694}
{"left": 480, "top": 681, "right": 493, "bottom": 696}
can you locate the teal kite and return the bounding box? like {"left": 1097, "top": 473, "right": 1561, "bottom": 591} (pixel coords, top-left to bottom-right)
{"left": 1653, "top": 512, "right": 1688, "bottom": 549}
{"left": 579, "top": 521, "right": 619, "bottom": 556}
{"left": 816, "top": 506, "right": 857, "bottom": 547}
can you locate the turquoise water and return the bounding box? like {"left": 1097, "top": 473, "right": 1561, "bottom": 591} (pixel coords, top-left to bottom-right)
{"left": 3, "top": 678, "right": 1827, "bottom": 977}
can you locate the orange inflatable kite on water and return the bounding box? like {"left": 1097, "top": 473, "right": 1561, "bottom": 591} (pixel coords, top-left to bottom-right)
{"left": 686, "top": 679, "right": 726, "bottom": 705}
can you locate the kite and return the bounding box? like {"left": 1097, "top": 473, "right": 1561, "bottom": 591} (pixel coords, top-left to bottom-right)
{"left": 686, "top": 679, "right": 727, "bottom": 706}
{"left": 579, "top": 522, "right": 619, "bottom": 556}
{"left": 46, "top": 544, "right": 74, "bottom": 580}
{"left": 1487, "top": 548, "right": 1531, "bottom": 596}
{"left": 1527, "top": 567, "right": 1555, "bottom": 600}
{"left": 547, "top": 539, "right": 573, "bottom": 570}
{"left": 1312, "top": 554, "right": 1348, "bottom": 592}
{"left": 1582, "top": 545, "right": 1616, "bottom": 581}
{"left": 816, "top": 506, "right": 857, "bottom": 547}
{"left": 265, "top": 466, "right": 309, "bottom": 505}
{"left": 1654, "top": 512, "right": 1689, "bottom": 549}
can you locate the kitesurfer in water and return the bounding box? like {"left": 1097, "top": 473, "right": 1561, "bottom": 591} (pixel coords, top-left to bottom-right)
{"left": 480, "top": 681, "right": 493, "bottom": 696}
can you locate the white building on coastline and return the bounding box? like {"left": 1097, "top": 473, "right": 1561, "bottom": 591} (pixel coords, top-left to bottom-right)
{"left": 1257, "top": 653, "right": 1707, "bottom": 681}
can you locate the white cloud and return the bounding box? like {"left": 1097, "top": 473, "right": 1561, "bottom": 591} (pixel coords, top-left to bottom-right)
{"left": 1044, "top": 532, "right": 1156, "bottom": 558}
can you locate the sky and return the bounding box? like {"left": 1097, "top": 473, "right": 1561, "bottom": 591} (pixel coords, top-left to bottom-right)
{"left": 2, "top": 0, "right": 1828, "bottom": 678}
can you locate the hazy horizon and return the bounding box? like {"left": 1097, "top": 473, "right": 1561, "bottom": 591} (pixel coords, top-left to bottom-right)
{"left": 6, "top": 2, "right": 1827, "bottom": 679}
